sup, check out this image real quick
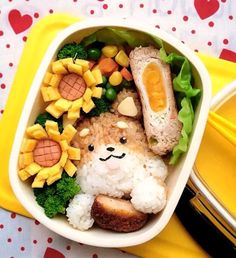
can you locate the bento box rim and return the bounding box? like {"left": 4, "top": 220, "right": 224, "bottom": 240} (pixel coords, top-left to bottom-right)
{"left": 9, "top": 18, "right": 211, "bottom": 247}
{"left": 191, "top": 80, "right": 236, "bottom": 230}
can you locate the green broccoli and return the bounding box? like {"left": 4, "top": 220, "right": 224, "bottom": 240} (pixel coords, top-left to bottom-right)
{"left": 83, "top": 97, "right": 110, "bottom": 117}
{"left": 34, "top": 173, "right": 80, "bottom": 218}
{"left": 35, "top": 112, "right": 63, "bottom": 133}
{"left": 57, "top": 43, "right": 87, "bottom": 60}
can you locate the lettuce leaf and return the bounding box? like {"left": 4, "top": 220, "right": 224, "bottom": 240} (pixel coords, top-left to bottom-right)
{"left": 160, "top": 50, "right": 200, "bottom": 164}
{"left": 81, "top": 28, "right": 163, "bottom": 48}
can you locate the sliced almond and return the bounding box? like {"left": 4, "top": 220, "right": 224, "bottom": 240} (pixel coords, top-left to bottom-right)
{"left": 116, "top": 121, "right": 129, "bottom": 129}
{"left": 79, "top": 128, "right": 90, "bottom": 137}
{"left": 117, "top": 97, "right": 138, "bottom": 117}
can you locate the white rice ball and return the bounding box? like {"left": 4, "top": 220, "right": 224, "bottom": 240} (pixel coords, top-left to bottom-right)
{"left": 131, "top": 176, "right": 166, "bottom": 214}
{"left": 66, "top": 194, "right": 95, "bottom": 231}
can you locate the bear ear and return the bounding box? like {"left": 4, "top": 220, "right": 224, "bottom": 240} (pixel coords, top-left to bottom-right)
{"left": 112, "top": 89, "right": 142, "bottom": 120}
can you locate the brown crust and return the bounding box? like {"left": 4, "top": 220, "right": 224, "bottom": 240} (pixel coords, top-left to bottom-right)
{"left": 91, "top": 195, "right": 148, "bottom": 232}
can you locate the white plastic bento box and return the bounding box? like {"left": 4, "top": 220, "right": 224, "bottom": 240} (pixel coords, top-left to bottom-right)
{"left": 9, "top": 18, "right": 211, "bottom": 247}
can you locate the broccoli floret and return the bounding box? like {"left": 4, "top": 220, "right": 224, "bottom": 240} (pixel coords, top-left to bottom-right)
{"left": 35, "top": 112, "right": 63, "bottom": 133}
{"left": 83, "top": 97, "right": 110, "bottom": 117}
{"left": 57, "top": 43, "right": 87, "bottom": 60}
{"left": 33, "top": 173, "right": 80, "bottom": 218}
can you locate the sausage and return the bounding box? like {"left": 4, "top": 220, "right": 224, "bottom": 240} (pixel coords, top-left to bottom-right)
{"left": 129, "top": 46, "right": 182, "bottom": 155}
{"left": 91, "top": 195, "right": 148, "bottom": 232}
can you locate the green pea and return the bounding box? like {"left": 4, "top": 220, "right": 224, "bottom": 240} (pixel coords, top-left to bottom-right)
{"left": 102, "top": 76, "right": 107, "bottom": 87}
{"left": 105, "top": 82, "right": 112, "bottom": 89}
{"left": 87, "top": 48, "right": 101, "bottom": 60}
{"left": 105, "top": 87, "right": 117, "bottom": 101}
{"left": 102, "top": 88, "right": 106, "bottom": 96}
{"left": 121, "top": 79, "right": 132, "bottom": 88}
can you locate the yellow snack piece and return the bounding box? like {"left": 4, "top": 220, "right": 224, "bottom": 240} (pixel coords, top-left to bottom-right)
{"left": 109, "top": 71, "right": 123, "bottom": 86}
{"left": 37, "top": 168, "right": 49, "bottom": 180}
{"left": 83, "top": 70, "right": 96, "bottom": 87}
{"left": 40, "top": 87, "right": 50, "bottom": 102}
{"left": 47, "top": 173, "right": 62, "bottom": 185}
{"left": 26, "top": 124, "right": 48, "bottom": 139}
{"left": 43, "top": 72, "right": 53, "bottom": 85}
{"left": 48, "top": 163, "right": 61, "bottom": 177}
{"left": 60, "top": 140, "right": 69, "bottom": 151}
{"left": 60, "top": 58, "right": 73, "bottom": 67}
{"left": 49, "top": 74, "right": 63, "bottom": 87}
{"left": 32, "top": 179, "right": 45, "bottom": 188}
{"left": 18, "top": 169, "right": 31, "bottom": 181}
{"left": 52, "top": 60, "right": 68, "bottom": 74}
{"left": 115, "top": 50, "right": 129, "bottom": 67}
{"left": 67, "top": 109, "right": 80, "bottom": 120}
{"left": 92, "top": 87, "right": 103, "bottom": 98}
{"left": 64, "top": 159, "right": 77, "bottom": 177}
{"left": 91, "top": 69, "right": 103, "bottom": 85}
{"left": 82, "top": 99, "right": 95, "bottom": 113}
{"left": 67, "top": 63, "right": 83, "bottom": 75}
{"left": 83, "top": 88, "right": 93, "bottom": 102}
{"left": 61, "top": 124, "right": 77, "bottom": 142}
{"left": 70, "top": 98, "right": 83, "bottom": 111}
{"left": 19, "top": 153, "right": 34, "bottom": 169}
{"left": 59, "top": 151, "right": 69, "bottom": 167}
{"left": 102, "top": 45, "right": 118, "bottom": 58}
{"left": 62, "top": 114, "right": 77, "bottom": 128}
{"left": 20, "top": 138, "right": 37, "bottom": 153}
{"left": 54, "top": 98, "right": 72, "bottom": 112}
{"left": 92, "top": 64, "right": 99, "bottom": 71}
{"left": 45, "top": 120, "right": 58, "bottom": 133}
{"left": 47, "top": 87, "right": 61, "bottom": 101}
{"left": 46, "top": 102, "right": 64, "bottom": 119}
{"left": 68, "top": 146, "right": 80, "bottom": 160}
{"left": 24, "top": 162, "right": 41, "bottom": 175}
{"left": 75, "top": 59, "right": 89, "bottom": 72}
{"left": 47, "top": 129, "right": 61, "bottom": 142}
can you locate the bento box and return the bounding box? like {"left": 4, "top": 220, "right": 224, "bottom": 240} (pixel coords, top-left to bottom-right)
{"left": 182, "top": 81, "right": 235, "bottom": 256}
{"left": 9, "top": 18, "right": 211, "bottom": 247}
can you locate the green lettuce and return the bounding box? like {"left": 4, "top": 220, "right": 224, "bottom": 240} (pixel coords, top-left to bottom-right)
{"left": 81, "top": 28, "right": 163, "bottom": 48}
{"left": 160, "top": 50, "right": 200, "bottom": 164}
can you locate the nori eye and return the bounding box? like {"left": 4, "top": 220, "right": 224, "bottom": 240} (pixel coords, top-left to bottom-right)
{"left": 88, "top": 144, "right": 94, "bottom": 151}
{"left": 120, "top": 137, "right": 127, "bottom": 144}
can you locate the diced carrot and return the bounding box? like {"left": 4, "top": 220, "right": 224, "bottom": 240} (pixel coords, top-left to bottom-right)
{"left": 88, "top": 60, "right": 96, "bottom": 70}
{"left": 98, "top": 58, "right": 119, "bottom": 76}
{"left": 120, "top": 67, "right": 133, "bottom": 81}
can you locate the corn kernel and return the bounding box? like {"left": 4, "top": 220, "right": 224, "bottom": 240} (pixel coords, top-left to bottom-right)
{"left": 115, "top": 50, "right": 129, "bottom": 67}
{"left": 92, "top": 87, "right": 102, "bottom": 98}
{"left": 64, "top": 159, "right": 77, "bottom": 177}
{"left": 68, "top": 146, "right": 81, "bottom": 160}
{"left": 54, "top": 98, "right": 72, "bottom": 112}
{"left": 82, "top": 99, "right": 95, "bottom": 113}
{"left": 49, "top": 74, "right": 63, "bottom": 87}
{"left": 102, "top": 45, "right": 118, "bottom": 58}
{"left": 83, "top": 70, "right": 96, "bottom": 87}
{"left": 52, "top": 60, "right": 68, "bottom": 74}
{"left": 83, "top": 88, "right": 93, "bottom": 102}
{"left": 20, "top": 138, "right": 37, "bottom": 153}
{"left": 43, "top": 72, "right": 53, "bottom": 85}
{"left": 46, "top": 102, "right": 64, "bottom": 119}
{"left": 109, "top": 71, "right": 123, "bottom": 86}
{"left": 67, "top": 63, "right": 83, "bottom": 75}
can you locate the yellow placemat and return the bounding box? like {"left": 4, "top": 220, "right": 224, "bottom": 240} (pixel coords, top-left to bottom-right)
{"left": 1, "top": 13, "right": 236, "bottom": 258}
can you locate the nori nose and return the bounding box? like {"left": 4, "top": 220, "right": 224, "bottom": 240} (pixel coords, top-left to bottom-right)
{"left": 106, "top": 147, "right": 115, "bottom": 152}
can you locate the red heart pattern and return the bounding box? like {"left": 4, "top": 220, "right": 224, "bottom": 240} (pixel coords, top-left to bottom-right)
{"left": 194, "top": 0, "right": 220, "bottom": 20}
{"left": 44, "top": 247, "right": 65, "bottom": 258}
{"left": 8, "top": 9, "right": 33, "bottom": 34}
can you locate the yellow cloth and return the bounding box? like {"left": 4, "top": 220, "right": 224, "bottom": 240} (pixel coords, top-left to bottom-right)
{"left": 1, "top": 13, "right": 236, "bottom": 258}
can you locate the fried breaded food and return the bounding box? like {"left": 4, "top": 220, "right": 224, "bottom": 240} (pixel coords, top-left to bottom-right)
{"left": 91, "top": 195, "right": 148, "bottom": 232}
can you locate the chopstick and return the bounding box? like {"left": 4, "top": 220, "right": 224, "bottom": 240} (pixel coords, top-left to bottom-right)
{"left": 208, "top": 111, "right": 236, "bottom": 145}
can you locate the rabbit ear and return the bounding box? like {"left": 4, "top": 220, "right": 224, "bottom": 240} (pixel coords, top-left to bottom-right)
{"left": 111, "top": 89, "right": 142, "bottom": 120}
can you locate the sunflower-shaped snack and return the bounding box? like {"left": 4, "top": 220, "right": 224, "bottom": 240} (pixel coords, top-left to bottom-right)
{"left": 41, "top": 58, "right": 103, "bottom": 121}
{"left": 18, "top": 120, "right": 80, "bottom": 188}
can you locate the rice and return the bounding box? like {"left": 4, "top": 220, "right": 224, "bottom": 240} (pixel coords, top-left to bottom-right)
{"left": 66, "top": 194, "right": 95, "bottom": 230}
